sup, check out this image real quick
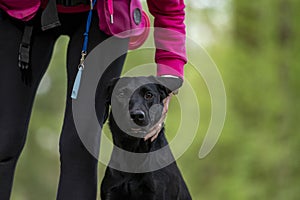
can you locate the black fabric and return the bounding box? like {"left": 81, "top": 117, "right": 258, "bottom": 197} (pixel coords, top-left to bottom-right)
{"left": 0, "top": 10, "right": 128, "bottom": 200}
{"left": 56, "top": 0, "right": 90, "bottom": 7}
{"left": 41, "top": 0, "right": 61, "bottom": 31}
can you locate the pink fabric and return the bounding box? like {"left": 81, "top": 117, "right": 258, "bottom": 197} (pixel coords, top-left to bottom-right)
{"left": 96, "top": 0, "right": 145, "bottom": 38}
{"left": 0, "top": 0, "right": 40, "bottom": 21}
{"left": 0, "top": 0, "right": 187, "bottom": 77}
{"left": 56, "top": 4, "right": 90, "bottom": 13}
{"left": 146, "top": 0, "right": 186, "bottom": 78}
{"left": 40, "top": 0, "right": 90, "bottom": 13}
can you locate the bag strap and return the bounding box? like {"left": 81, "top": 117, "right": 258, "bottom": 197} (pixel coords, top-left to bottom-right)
{"left": 41, "top": 0, "right": 61, "bottom": 31}
{"left": 19, "top": 0, "right": 61, "bottom": 69}
{"left": 18, "top": 26, "right": 33, "bottom": 70}
{"left": 18, "top": 25, "right": 33, "bottom": 85}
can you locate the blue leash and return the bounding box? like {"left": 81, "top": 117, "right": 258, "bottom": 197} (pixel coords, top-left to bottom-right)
{"left": 71, "top": 0, "right": 97, "bottom": 99}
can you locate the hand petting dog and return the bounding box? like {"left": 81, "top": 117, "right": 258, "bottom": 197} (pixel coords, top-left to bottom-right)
{"left": 144, "top": 94, "right": 172, "bottom": 142}
{"left": 144, "top": 75, "right": 181, "bottom": 142}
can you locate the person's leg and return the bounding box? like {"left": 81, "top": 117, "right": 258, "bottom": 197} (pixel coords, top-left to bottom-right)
{"left": 0, "top": 11, "right": 58, "bottom": 199}
{"left": 56, "top": 12, "right": 129, "bottom": 200}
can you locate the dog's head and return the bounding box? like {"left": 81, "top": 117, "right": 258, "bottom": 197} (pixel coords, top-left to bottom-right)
{"left": 106, "top": 76, "right": 182, "bottom": 138}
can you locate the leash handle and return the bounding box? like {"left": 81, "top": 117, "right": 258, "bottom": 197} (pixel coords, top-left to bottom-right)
{"left": 71, "top": 0, "right": 97, "bottom": 99}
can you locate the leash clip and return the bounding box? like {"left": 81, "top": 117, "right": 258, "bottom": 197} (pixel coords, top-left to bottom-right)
{"left": 78, "top": 51, "right": 87, "bottom": 69}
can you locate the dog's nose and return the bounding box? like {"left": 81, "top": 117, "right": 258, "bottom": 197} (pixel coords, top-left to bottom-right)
{"left": 130, "top": 110, "right": 146, "bottom": 124}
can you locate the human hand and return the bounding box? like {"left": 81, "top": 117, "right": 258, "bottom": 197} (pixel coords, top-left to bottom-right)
{"left": 144, "top": 94, "right": 172, "bottom": 142}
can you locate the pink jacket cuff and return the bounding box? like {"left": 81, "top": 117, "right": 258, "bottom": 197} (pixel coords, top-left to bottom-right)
{"left": 157, "top": 59, "right": 185, "bottom": 79}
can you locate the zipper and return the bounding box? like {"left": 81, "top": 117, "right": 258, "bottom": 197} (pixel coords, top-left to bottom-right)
{"left": 107, "top": 0, "right": 114, "bottom": 24}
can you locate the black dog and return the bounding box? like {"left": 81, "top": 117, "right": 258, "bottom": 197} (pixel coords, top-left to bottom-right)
{"left": 101, "top": 76, "right": 192, "bottom": 200}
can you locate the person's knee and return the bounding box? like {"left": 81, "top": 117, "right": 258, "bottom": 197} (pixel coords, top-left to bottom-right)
{"left": 59, "top": 106, "right": 99, "bottom": 167}
{"left": 0, "top": 130, "right": 24, "bottom": 163}
{"left": 59, "top": 131, "right": 80, "bottom": 159}
{"left": 59, "top": 127, "right": 92, "bottom": 161}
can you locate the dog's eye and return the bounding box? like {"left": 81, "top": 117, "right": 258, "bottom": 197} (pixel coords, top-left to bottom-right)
{"left": 144, "top": 91, "right": 153, "bottom": 100}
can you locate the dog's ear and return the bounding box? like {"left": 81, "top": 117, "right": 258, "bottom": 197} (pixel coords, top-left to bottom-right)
{"left": 157, "top": 84, "right": 172, "bottom": 100}
{"left": 106, "top": 77, "right": 120, "bottom": 105}
{"left": 102, "top": 77, "right": 120, "bottom": 124}
{"left": 154, "top": 76, "right": 183, "bottom": 99}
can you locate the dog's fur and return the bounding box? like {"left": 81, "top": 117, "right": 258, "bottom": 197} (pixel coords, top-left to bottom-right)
{"left": 101, "top": 77, "right": 192, "bottom": 200}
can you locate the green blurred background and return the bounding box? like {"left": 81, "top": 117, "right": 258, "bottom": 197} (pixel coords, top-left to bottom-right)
{"left": 10, "top": 0, "right": 300, "bottom": 199}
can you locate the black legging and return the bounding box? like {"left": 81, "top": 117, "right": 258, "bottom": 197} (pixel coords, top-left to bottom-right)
{"left": 0, "top": 10, "right": 128, "bottom": 200}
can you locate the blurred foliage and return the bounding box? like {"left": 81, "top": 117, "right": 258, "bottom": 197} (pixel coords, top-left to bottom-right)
{"left": 9, "top": 0, "right": 300, "bottom": 199}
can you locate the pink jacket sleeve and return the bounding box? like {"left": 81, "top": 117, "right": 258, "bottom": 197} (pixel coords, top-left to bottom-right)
{"left": 146, "top": 0, "right": 187, "bottom": 78}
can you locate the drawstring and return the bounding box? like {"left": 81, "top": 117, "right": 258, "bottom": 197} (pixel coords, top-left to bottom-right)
{"left": 108, "top": 0, "right": 114, "bottom": 24}
{"left": 71, "top": 0, "right": 97, "bottom": 99}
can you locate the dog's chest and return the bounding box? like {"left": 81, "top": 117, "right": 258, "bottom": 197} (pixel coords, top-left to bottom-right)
{"left": 119, "top": 169, "right": 180, "bottom": 199}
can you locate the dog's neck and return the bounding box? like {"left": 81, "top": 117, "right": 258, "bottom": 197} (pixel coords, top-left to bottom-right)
{"left": 108, "top": 113, "right": 168, "bottom": 153}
